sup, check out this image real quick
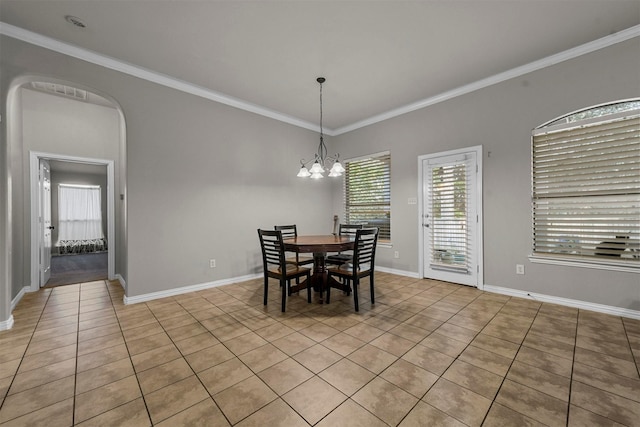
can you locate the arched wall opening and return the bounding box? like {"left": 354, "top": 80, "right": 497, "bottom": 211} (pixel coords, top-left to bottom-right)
{"left": 1, "top": 74, "right": 127, "bottom": 330}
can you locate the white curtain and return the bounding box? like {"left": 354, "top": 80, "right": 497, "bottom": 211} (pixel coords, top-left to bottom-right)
{"left": 58, "top": 184, "right": 104, "bottom": 242}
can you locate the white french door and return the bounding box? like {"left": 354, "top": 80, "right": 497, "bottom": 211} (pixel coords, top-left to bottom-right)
{"left": 419, "top": 147, "right": 482, "bottom": 287}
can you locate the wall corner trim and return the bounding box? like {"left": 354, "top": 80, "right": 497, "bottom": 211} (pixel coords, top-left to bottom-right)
{"left": 484, "top": 284, "right": 640, "bottom": 320}
{"left": 0, "top": 315, "right": 14, "bottom": 331}
{"left": 2, "top": 286, "right": 31, "bottom": 329}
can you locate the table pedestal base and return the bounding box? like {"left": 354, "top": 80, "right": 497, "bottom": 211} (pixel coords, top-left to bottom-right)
{"left": 289, "top": 252, "right": 350, "bottom": 302}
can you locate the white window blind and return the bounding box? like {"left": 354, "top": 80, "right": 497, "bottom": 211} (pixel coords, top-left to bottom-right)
{"left": 428, "top": 155, "right": 475, "bottom": 273}
{"left": 532, "top": 100, "right": 640, "bottom": 268}
{"left": 344, "top": 152, "right": 391, "bottom": 241}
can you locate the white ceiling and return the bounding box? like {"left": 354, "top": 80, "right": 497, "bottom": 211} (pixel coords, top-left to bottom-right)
{"left": 1, "top": 1, "right": 638, "bottom": 132}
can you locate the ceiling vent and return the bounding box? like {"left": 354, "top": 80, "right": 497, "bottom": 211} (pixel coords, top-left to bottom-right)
{"left": 30, "top": 82, "right": 87, "bottom": 101}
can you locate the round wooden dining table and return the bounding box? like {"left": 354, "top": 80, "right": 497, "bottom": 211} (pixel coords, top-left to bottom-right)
{"left": 283, "top": 235, "right": 355, "bottom": 299}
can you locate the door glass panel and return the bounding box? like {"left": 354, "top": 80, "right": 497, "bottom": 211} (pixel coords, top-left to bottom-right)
{"left": 430, "top": 162, "right": 469, "bottom": 272}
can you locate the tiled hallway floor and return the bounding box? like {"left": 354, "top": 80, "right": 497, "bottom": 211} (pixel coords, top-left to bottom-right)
{"left": 1, "top": 273, "right": 639, "bottom": 426}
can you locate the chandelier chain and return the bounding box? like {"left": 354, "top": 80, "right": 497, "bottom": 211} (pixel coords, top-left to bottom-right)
{"left": 297, "top": 76, "right": 344, "bottom": 178}
{"left": 319, "top": 79, "right": 323, "bottom": 142}
{"left": 318, "top": 79, "right": 326, "bottom": 162}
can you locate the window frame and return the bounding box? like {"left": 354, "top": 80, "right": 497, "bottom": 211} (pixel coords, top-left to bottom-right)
{"left": 343, "top": 151, "right": 391, "bottom": 244}
{"left": 529, "top": 99, "right": 640, "bottom": 273}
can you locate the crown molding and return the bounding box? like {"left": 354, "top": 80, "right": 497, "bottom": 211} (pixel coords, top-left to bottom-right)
{"left": 0, "top": 21, "right": 321, "bottom": 133}
{"left": 1, "top": 21, "right": 638, "bottom": 136}
{"left": 333, "top": 24, "right": 640, "bottom": 135}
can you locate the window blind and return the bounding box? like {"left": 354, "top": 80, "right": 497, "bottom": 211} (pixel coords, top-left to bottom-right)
{"left": 428, "top": 156, "right": 474, "bottom": 273}
{"left": 344, "top": 152, "right": 391, "bottom": 241}
{"left": 532, "top": 107, "right": 640, "bottom": 266}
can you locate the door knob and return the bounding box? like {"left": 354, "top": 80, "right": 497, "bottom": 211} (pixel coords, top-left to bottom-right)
{"left": 48, "top": 226, "right": 55, "bottom": 230}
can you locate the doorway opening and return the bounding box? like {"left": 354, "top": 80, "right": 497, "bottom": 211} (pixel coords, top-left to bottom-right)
{"left": 30, "top": 153, "right": 115, "bottom": 290}
{"left": 45, "top": 160, "right": 110, "bottom": 287}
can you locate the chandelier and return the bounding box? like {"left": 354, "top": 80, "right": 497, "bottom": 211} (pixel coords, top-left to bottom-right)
{"left": 297, "top": 77, "right": 345, "bottom": 179}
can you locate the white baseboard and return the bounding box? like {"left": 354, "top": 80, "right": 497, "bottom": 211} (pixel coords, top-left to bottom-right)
{"left": 122, "top": 269, "right": 411, "bottom": 306}
{"left": 123, "top": 273, "right": 262, "bottom": 305}
{"left": 484, "top": 284, "right": 640, "bottom": 320}
{"left": 11, "top": 286, "right": 29, "bottom": 311}
{"left": 118, "top": 269, "right": 638, "bottom": 320}
{"left": 115, "top": 274, "right": 126, "bottom": 290}
{"left": 376, "top": 266, "right": 421, "bottom": 279}
{"left": 0, "top": 315, "right": 14, "bottom": 331}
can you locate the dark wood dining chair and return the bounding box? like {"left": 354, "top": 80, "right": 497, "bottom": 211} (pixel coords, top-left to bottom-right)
{"left": 274, "top": 225, "right": 314, "bottom": 267}
{"left": 326, "top": 228, "right": 378, "bottom": 312}
{"left": 258, "top": 229, "right": 312, "bottom": 312}
{"left": 326, "top": 223, "right": 363, "bottom": 266}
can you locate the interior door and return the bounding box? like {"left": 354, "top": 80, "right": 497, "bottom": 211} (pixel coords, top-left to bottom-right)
{"left": 40, "top": 159, "right": 52, "bottom": 286}
{"left": 422, "top": 150, "right": 479, "bottom": 287}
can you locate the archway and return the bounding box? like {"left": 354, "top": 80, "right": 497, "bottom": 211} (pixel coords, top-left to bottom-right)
{"left": 1, "top": 75, "right": 127, "bottom": 330}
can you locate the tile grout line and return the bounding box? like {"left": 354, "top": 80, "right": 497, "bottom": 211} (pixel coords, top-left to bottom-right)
{"left": 568, "top": 311, "right": 639, "bottom": 425}
{"left": 412, "top": 289, "right": 516, "bottom": 427}
{"left": 366, "top": 294, "right": 468, "bottom": 427}
{"left": 2, "top": 274, "right": 638, "bottom": 426}
{"left": 268, "top": 282, "right": 389, "bottom": 427}
{"left": 479, "top": 297, "right": 543, "bottom": 426}
{"left": 93, "top": 279, "right": 155, "bottom": 426}
{"left": 0, "top": 287, "right": 54, "bottom": 423}
{"left": 354, "top": 289, "right": 479, "bottom": 423}
{"left": 312, "top": 284, "right": 489, "bottom": 427}
{"left": 212, "top": 287, "right": 348, "bottom": 426}
{"left": 564, "top": 308, "right": 582, "bottom": 427}
{"left": 182, "top": 283, "right": 375, "bottom": 425}
{"left": 620, "top": 317, "right": 640, "bottom": 380}
{"left": 72, "top": 282, "right": 84, "bottom": 426}
{"left": 149, "top": 293, "right": 233, "bottom": 426}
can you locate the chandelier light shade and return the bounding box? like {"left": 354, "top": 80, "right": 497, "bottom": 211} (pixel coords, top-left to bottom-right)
{"left": 297, "top": 77, "right": 345, "bottom": 179}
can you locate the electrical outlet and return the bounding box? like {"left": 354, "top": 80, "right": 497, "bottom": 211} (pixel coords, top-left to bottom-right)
{"left": 210, "top": 259, "right": 216, "bottom": 268}
{"left": 394, "top": 251, "right": 400, "bottom": 259}
{"left": 516, "top": 264, "right": 525, "bottom": 275}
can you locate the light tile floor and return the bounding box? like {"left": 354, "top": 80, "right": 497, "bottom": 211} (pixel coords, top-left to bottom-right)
{"left": 1, "top": 273, "right": 639, "bottom": 426}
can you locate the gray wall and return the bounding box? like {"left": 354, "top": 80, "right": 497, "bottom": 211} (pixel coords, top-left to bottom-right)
{"left": 1, "top": 33, "right": 639, "bottom": 323}
{"left": 50, "top": 170, "right": 108, "bottom": 248}
{"left": 1, "top": 35, "right": 333, "bottom": 304}
{"left": 331, "top": 38, "right": 640, "bottom": 310}
{"left": 123, "top": 80, "right": 334, "bottom": 294}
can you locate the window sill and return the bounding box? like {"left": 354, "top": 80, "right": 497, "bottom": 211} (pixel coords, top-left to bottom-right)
{"left": 378, "top": 242, "right": 393, "bottom": 249}
{"left": 529, "top": 254, "right": 639, "bottom": 274}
